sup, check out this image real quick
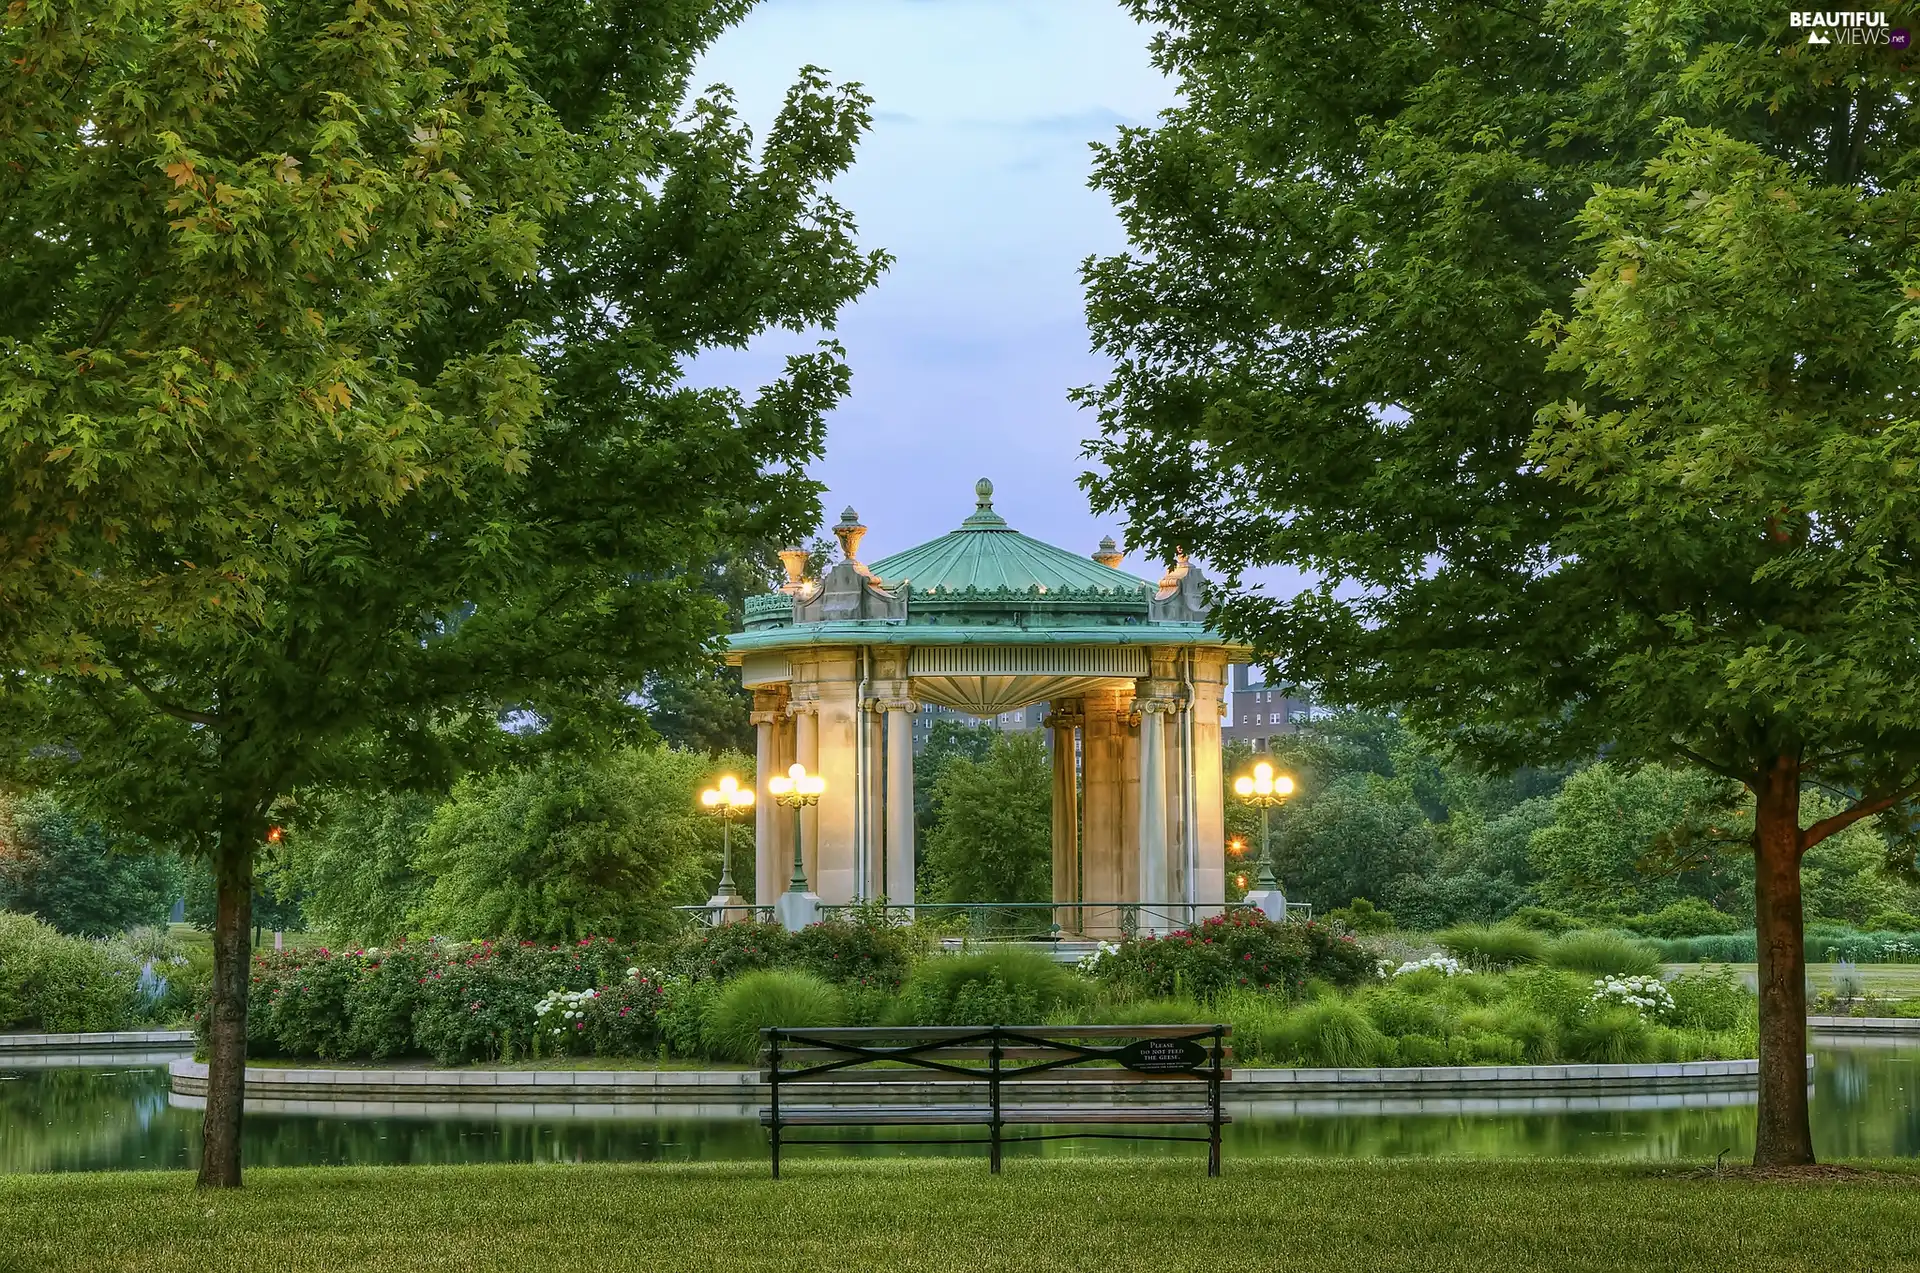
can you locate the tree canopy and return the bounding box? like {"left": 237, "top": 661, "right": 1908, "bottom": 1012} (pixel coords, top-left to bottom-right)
{"left": 1082, "top": 0, "right": 1920, "bottom": 1165}
{"left": 0, "top": 0, "right": 884, "bottom": 1186}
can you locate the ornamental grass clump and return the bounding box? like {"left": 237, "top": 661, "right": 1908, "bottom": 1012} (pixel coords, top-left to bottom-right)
{"left": 1434, "top": 924, "right": 1547, "bottom": 970}
{"left": 1266, "top": 1000, "right": 1387, "bottom": 1067}
{"left": 1547, "top": 930, "right": 1662, "bottom": 978}
{"left": 1666, "top": 966, "right": 1754, "bottom": 1032}
{"left": 1562, "top": 1006, "right": 1653, "bottom": 1065}
{"left": 896, "top": 947, "right": 1084, "bottom": 1026}
{"left": 702, "top": 970, "right": 845, "bottom": 1062}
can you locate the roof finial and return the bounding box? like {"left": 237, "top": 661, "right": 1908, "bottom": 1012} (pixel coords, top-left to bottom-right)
{"left": 974, "top": 477, "right": 994, "bottom": 510}
{"left": 833, "top": 506, "right": 867, "bottom": 563}
{"left": 777, "top": 545, "right": 809, "bottom": 594}
{"left": 1092, "top": 536, "right": 1124, "bottom": 569}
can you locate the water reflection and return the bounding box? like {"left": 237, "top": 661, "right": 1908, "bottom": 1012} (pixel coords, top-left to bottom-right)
{"left": 3, "top": 1040, "right": 1913, "bottom": 1173}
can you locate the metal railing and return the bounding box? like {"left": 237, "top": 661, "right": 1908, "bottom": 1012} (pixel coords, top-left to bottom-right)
{"left": 672, "top": 899, "right": 1313, "bottom": 938}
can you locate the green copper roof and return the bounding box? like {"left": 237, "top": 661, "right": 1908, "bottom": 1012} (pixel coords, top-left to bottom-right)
{"left": 867, "top": 479, "right": 1154, "bottom": 599}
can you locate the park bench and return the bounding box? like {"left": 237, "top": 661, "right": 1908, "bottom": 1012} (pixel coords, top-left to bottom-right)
{"left": 759, "top": 1024, "right": 1230, "bottom": 1177}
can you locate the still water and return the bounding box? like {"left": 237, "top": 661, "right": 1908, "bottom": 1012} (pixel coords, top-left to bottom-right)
{"left": 3, "top": 1040, "right": 1915, "bottom": 1173}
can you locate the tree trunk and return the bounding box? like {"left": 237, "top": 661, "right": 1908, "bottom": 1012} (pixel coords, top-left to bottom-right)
{"left": 1752, "top": 754, "right": 1814, "bottom": 1167}
{"left": 197, "top": 803, "right": 255, "bottom": 1189}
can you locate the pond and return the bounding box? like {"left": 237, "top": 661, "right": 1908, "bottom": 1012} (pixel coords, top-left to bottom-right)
{"left": 3, "top": 1039, "right": 1915, "bottom": 1173}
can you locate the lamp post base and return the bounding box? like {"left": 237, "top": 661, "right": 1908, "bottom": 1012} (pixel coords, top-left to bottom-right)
{"left": 775, "top": 889, "right": 821, "bottom": 933}
{"left": 707, "top": 891, "right": 751, "bottom": 924}
{"left": 1241, "top": 888, "right": 1288, "bottom": 922}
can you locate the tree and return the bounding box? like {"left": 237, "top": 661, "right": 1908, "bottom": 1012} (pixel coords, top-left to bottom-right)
{"left": 1527, "top": 764, "right": 1745, "bottom": 918}
{"left": 414, "top": 746, "right": 751, "bottom": 943}
{"left": 921, "top": 731, "right": 1052, "bottom": 905}
{"left": 1270, "top": 774, "right": 1436, "bottom": 913}
{"left": 1081, "top": 1, "right": 1920, "bottom": 1164}
{"left": 914, "top": 719, "right": 998, "bottom": 847}
{"left": 0, "top": 790, "right": 181, "bottom": 936}
{"left": 645, "top": 549, "right": 784, "bottom": 754}
{"left": 1, "top": 0, "right": 883, "bottom": 1187}
{"left": 275, "top": 790, "right": 435, "bottom": 945}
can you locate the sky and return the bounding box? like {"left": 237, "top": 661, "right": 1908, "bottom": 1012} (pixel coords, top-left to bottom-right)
{"left": 686, "top": 0, "right": 1182, "bottom": 577}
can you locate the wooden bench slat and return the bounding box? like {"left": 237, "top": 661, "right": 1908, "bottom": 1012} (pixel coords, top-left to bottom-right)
{"left": 767, "top": 1025, "right": 1230, "bottom": 1041}
{"left": 764, "top": 1106, "right": 1228, "bottom": 1126}
{"left": 762, "top": 1069, "right": 1232, "bottom": 1084}
{"left": 768, "top": 1045, "right": 1230, "bottom": 1065}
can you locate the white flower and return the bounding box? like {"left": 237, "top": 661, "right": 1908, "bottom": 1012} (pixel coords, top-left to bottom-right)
{"left": 1395, "top": 954, "right": 1464, "bottom": 978}
{"left": 1591, "top": 974, "right": 1675, "bottom": 1020}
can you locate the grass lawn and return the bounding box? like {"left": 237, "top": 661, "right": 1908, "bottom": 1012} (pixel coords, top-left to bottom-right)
{"left": 2, "top": 1158, "right": 1916, "bottom": 1272}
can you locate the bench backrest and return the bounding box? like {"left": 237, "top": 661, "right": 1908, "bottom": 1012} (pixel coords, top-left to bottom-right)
{"left": 761, "top": 1024, "right": 1231, "bottom": 1084}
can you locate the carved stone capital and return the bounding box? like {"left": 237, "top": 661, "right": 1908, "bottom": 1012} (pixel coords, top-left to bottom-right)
{"left": 873, "top": 697, "right": 919, "bottom": 714}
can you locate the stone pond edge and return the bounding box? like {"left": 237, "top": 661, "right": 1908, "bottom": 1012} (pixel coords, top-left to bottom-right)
{"left": 164, "top": 1055, "right": 1821, "bottom": 1107}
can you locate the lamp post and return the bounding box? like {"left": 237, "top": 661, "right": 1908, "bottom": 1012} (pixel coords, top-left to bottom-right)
{"left": 700, "top": 774, "right": 755, "bottom": 923}
{"left": 1232, "top": 761, "right": 1296, "bottom": 921}
{"left": 767, "top": 762, "right": 825, "bottom": 932}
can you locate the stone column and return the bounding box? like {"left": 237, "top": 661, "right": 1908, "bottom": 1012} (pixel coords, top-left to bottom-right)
{"left": 793, "top": 699, "right": 819, "bottom": 890}
{"left": 1189, "top": 650, "right": 1229, "bottom": 918}
{"left": 1079, "top": 684, "right": 1137, "bottom": 938}
{"left": 802, "top": 650, "right": 861, "bottom": 904}
{"left": 1045, "top": 699, "right": 1084, "bottom": 934}
{"left": 884, "top": 699, "right": 917, "bottom": 911}
{"left": 1137, "top": 700, "right": 1171, "bottom": 934}
{"left": 751, "top": 685, "right": 792, "bottom": 910}
{"left": 1136, "top": 648, "right": 1185, "bottom": 935}
{"left": 862, "top": 701, "right": 886, "bottom": 901}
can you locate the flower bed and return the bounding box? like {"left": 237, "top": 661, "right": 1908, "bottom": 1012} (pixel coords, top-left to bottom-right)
{"left": 217, "top": 911, "right": 1762, "bottom": 1070}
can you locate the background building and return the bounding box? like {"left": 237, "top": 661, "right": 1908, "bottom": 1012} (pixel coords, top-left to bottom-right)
{"left": 911, "top": 701, "right": 1047, "bottom": 751}
{"left": 1225, "top": 665, "right": 1312, "bottom": 751}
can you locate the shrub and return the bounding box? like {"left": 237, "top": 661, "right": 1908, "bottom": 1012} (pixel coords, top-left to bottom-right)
{"left": 1505, "top": 967, "right": 1598, "bottom": 1028}
{"left": 1451, "top": 1031, "right": 1524, "bottom": 1064}
{"left": 1463, "top": 1003, "right": 1557, "bottom": 1063}
{"left": 702, "top": 970, "right": 844, "bottom": 1062}
{"left": 896, "top": 947, "right": 1083, "bottom": 1025}
{"left": 1562, "top": 1006, "right": 1652, "bottom": 1064}
{"left": 1435, "top": 923, "right": 1547, "bottom": 969}
{"left": 1085, "top": 997, "right": 1215, "bottom": 1026}
{"left": 1298, "top": 921, "right": 1377, "bottom": 988}
{"left": 343, "top": 945, "right": 430, "bottom": 1060}
{"left": 0, "top": 911, "right": 141, "bottom": 1032}
{"left": 1356, "top": 987, "right": 1452, "bottom": 1039}
{"left": 789, "top": 913, "right": 922, "bottom": 991}
{"left": 658, "top": 975, "right": 718, "bottom": 1058}
{"left": 1323, "top": 897, "right": 1395, "bottom": 933}
{"left": 587, "top": 974, "right": 666, "bottom": 1055}
{"left": 1266, "top": 1000, "right": 1386, "bottom": 1067}
{"left": 1088, "top": 912, "right": 1368, "bottom": 1001}
{"left": 1508, "top": 907, "right": 1588, "bottom": 935}
{"left": 1865, "top": 910, "right": 1920, "bottom": 933}
{"left": 1629, "top": 898, "right": 1743, "bottom": 939}
{"left": 1547, "top": 930, "right": 1662, "bottom": 977}
{"left": 666, "top": 921, "right": 793, "bottom": 984}
{"left": 1391, "top": 1034, "right": 1449, "bottom": 1066}
{"left": 260, "top": 949, "right": 360, "bottom": 1059}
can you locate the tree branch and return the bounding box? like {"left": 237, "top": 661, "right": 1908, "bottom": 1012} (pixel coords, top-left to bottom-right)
{"left": 118, "top": 666, "right": 222, "bottom": 728}
{"left": 1670, "top": 742, "right": 1749, "bottom": 784}
{"left": 1801, "top": 776, "right": 1920, "bottom": 849}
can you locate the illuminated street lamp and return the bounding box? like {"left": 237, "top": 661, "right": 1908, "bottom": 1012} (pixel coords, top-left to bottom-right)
{"left": 767, "top": 763, "right": 825, "bottom": 931}
{"left": 700, "top": 774, "right": 755, "bottom": 922}
{"left": 1232, "top": 761, "right": 1296, "bottom": 920}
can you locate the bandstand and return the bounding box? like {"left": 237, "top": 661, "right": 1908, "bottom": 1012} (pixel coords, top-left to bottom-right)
{"left": 725, "top": 479, "right": 1248, "bottom": 938}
